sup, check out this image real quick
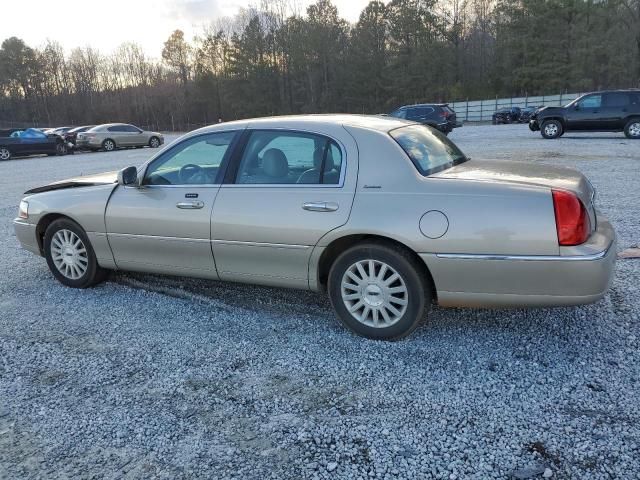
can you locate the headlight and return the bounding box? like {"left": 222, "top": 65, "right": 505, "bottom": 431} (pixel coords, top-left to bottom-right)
{"left": 18, "top": 200, "right": 29, "bottom": 219}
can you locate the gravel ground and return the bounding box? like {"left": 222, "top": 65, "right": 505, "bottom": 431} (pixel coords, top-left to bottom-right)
{"left": 0, "top": 125, "right": 638, "bottom": 479}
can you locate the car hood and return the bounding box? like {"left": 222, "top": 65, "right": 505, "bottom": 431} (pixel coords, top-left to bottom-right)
{"left": 433, "top": 160, "right": 595, "bottom": 206}
{"left": 25, "top": 171, "right": 118, "bottom": 194}
{"left": 535, "top": 106, "right": 565, "bottom": 116}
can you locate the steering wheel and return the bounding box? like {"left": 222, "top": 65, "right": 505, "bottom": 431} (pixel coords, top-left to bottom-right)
{"left": 179, "top": 164, "right": 206, "bottom": 184}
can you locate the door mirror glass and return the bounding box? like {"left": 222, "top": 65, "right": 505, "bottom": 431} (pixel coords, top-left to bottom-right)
{"left": 118, "top": 166, "right": 138, "bottom": 186}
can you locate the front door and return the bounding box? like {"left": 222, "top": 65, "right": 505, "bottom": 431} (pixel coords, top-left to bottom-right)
{"left": 566, "top": 93, "right": 603, "bottom": 130}
{"left": 105, "top": 131, "right": 238, "bottom": 278}
{"left": 211, "top": 128, "right": 358, "bottom": 289}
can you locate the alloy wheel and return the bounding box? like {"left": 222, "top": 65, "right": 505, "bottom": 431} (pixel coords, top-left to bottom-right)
{"left": 629, "top": 122, "right": 640, "bottom": 138}
{"left": 340, "top": 259, "right": 408, "bottom": 328}
{"left": 50, "top": 229, "right": 89, "bottom": 280}
{"left": 104, "top": 140, "right": 115, "bottom": 151}
{"left": 544, "top": 123, "right": 558, "bottom": 137}
{"left": 0, "top": 148, "right": 10, "bottom": 160}
{"left": 150, "top": 138, "right": 160, "bottom": 148}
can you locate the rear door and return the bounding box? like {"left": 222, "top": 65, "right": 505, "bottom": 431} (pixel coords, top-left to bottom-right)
{"left": 210, "top": 127, "right": 358, "bottom": 289}
{"left": 601, "top": 92, "right": 631, "bottom": 130}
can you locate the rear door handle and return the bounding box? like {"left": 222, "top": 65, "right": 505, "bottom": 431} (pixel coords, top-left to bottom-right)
{"left": 303, "top": 201, "right": 339, "bottom": 212}
{"left": 176, "top": 201, "right": 204, "bottom": 209}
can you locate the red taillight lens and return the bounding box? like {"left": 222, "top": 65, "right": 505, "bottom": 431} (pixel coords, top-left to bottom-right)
{"left": 439, "top": 111, "right": 450, "bottom": 118}
{"left": 552, "top": 189, "right": 590, "bottom": 246}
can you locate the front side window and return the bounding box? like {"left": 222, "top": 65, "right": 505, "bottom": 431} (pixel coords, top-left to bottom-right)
{"left": 235, "top": 130, "right": 342, "bottom": 185}
{"left": 108, "top": 125, "right": 126, "bottom": 132}
{"left": 144, "top": 131, "right": 236, "bottom": 185}
{"left": 578, "top": 95, "right": 602, "bottom": 109}
{"left": 390, "top": 124, "right": 467, "bottom": 176}
{"left": 123, "top": 125, "right": 142, "bottom": 133}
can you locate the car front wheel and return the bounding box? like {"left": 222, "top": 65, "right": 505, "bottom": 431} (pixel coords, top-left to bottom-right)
{"left": 44, "top": 218, "right": 107, "bottom": 288}
{"left": 328, "top": 242, "right": 431, "bottom": 340}
{"left": 541, "top": 120, "right": 563, "bottom": 139}
{"left": 149, "top": 137, "right": 161, "bottom": 148}
{"left": 624, "top": 119, "right": 640, "bottom": 139}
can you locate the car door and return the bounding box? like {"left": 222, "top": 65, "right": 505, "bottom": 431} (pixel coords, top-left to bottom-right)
{"left": 566, "top": 94, "right": 603, "bottom": 130}
{"left": 601, "top": 92, "right": 630, "bottom": 130}
{"left": 125, "top": 125, "right": 147, "bottom": 146}
{"left": 105, "top": 130, "right": 239, "bottom": 278}
{"left": 211, "top": 127, "right": 358, "bottom": 289}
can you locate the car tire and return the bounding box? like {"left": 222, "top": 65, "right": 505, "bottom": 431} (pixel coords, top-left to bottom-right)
{"left": 0, "top": 147, "right": 11, "bottom": 161}
{"left": 624, "top": 119, "right": 640, "bottom": 139}
{"left": 149, "top": 137, "right": 161, "bottom": 148}
{"left": 43, "top": 218, "right": 108, "bottom": 289}
{"left": 102, "top": 139, "right": 116, "bottom": 151}
{"left": 541, "top": 120, "right": 563, "bottom": 139}
{"left": 55, "top": 143, "right": 67, "bottom": 156}
{"left": 327, "top": 241, "right": 431, "bottom": 340}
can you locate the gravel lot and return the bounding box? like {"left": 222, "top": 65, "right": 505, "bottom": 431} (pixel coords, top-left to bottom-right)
{"left": 1, "top": 125, "right": 639, "bottom": 479}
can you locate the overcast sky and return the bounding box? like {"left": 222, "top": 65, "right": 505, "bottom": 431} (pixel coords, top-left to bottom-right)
{"left": 3, "top": 0, "right": 374, "bottom": 58}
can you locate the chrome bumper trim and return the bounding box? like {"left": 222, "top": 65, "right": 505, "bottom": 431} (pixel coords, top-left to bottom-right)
{"left": 435, "top": 243, "right": 611, "bottom": 262}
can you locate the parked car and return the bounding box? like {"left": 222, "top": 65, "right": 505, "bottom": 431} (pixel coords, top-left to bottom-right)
{"left": 44, "top": 126, "right": 75, "bottom": 136}
{"left": 14, "top": 115, "right": 616, "bottom": 340}
{"left": 388, "top": 104, "right": 461, "bottom": 134}
{"left": 492, "top": 107, "right": 521, "bottom": 124}
{"left": 530, "top": 90, "right": 640, "bottom": 139}
{"left": 76, "top": 123, "right": 164, "bottom": 151}
{"left": 519, "top": 106, "right": 542, "bottom": 123}
{"left": 64, "top": 125, "right": 95, "bottom": 150}
{"left": 0, "top": 128, "right": 67, "bottom": 161}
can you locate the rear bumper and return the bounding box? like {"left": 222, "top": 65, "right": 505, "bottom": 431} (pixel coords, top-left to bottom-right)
{"left": 421, "top": 216, "right": 616, "bottom": 308}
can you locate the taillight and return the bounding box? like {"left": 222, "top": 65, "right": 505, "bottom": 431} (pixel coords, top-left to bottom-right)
{"left": 439, "top": 111, "right": 450, "bottom": 118}
{"left": 552, "top": 189, "right": 590, "bottom": 246}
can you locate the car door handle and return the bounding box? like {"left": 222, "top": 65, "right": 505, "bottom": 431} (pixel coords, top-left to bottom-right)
{"left": 302, "top": 201, "right": 338, "bottom": 212}
{"left": 176, "top": 201, "right": 204, "bottom": 209}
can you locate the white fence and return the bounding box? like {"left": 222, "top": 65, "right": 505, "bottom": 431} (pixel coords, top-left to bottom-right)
{"left": 450, "top": 92, "right": 581, "bottom": 122}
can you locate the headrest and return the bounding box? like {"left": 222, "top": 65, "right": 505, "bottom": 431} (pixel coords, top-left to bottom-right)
{"left": 262, "top": 149, "right": 289, "bottom": 178}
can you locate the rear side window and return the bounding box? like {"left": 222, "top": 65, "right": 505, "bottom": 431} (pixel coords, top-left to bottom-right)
{"left": 406, "top": 107, "right": 434, "bottom": 121}
{"left": 603, "top": 93, "right": 630, "bottom": 107}
{"left": 235, "top": 130, "right": 342, "bottom": 185}
{"left": 390, "top": 124, "right": 467, "bottom": 176}
{"left": 108, "top": 125, "right": 127, "bottom": 132}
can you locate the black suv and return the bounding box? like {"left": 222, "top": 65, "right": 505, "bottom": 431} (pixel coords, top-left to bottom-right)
{"left": 492, "top": 107, "right": 521, "bottom": 124}
{"left": 529, "top": 90, "right": 640, "bottom": 139}
{"left": 388, "top": 104, "right": 461, "bottom": 134}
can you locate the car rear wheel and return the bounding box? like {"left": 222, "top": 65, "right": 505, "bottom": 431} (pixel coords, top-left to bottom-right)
{"left": 0, "top": 147, "right": 11, "bottom": 161}
{"left": 44, "top": 218, "right": 108, "bottom": 288}
{"left": 624, "top": 119, "right": 640, "bottom": 139}
{"left": 55, "top": 143, "right": 67, "bottom": 156}
{"left": 328, "top": 242, "right": 431, "bottom": 340}
{"left": 102, "top": 139, "right": 116, "bottom": 151}
{"left": 149, "top": 137, "right": 161, "bottom": 148}
{"left": 541, "top": 120, "right": 563, "bottom": 139}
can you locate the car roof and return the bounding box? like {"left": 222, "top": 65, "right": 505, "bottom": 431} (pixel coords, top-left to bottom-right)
{"left": 192, "top": 114, "right": 411, "bottom": 135}
{"left": 395, "top": 103, "right": 448, "bottom": 109}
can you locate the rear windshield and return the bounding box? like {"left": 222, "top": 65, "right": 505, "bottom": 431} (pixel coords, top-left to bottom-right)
{"left": 389, "top": 124, "right": 468, "bottom": 176}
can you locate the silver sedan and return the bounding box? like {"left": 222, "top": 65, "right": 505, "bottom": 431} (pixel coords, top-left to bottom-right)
{"left": 14, "top": 115, "right": 616, "bottom": 339}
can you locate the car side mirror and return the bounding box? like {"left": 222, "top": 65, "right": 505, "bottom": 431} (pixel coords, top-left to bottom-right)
{"left": 117, "top": 166, "right": 138, "bottom": 186}
{"left": 573, "top": 104, "right": 580, "bottom": 110}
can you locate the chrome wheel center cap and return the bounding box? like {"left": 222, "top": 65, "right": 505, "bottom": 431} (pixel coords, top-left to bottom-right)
{"left": 364, "top": 283, "right": 384, "bottom": 307}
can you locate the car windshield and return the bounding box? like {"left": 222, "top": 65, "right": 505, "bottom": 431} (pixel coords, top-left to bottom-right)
{"left": 389, "top": 124, "right": 468, "bottom": 176}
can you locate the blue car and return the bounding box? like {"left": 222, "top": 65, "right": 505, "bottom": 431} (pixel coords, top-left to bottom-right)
{"left": 0, "top": 128, "right": 67, "bottom": 161}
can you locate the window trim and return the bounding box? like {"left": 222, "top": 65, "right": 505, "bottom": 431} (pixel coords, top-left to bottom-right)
{"left": 139, "top": 130, "right": 243, "bottom": 188}
{"left": 223, "top": 127, "right": 347, "bottom": 189}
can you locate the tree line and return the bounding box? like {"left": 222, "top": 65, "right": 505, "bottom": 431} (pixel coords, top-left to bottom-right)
{"left": 1, "top": 0, "right": 638, "bottom": 130}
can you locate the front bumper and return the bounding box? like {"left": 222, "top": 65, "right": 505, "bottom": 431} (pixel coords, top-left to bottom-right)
{"left": 421, "top": 215, "right": 617, "bottom": 308}
{"left": 13, "top": 219, "right": 41, "bottom": 256}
